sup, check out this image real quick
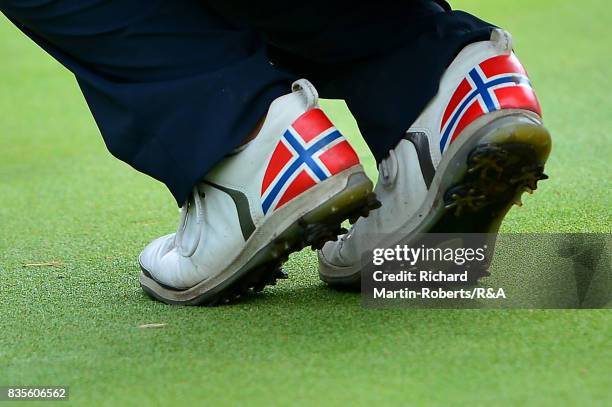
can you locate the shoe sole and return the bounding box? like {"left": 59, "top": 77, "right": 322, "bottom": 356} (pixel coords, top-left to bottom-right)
{"left": 140, "top": 165, "right": 380, "bottom": 305}
{"left": 319, "top": 113, "right": 552, "bottom": 288}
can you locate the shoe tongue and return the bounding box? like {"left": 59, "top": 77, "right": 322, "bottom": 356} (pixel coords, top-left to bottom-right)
{"left": 175, "top": 187, "right": 203, "bottom": 257}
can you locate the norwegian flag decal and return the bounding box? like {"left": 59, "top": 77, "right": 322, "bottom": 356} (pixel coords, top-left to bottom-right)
{"left": 261, "top": 109, "right": 360, "bottom": 214}
{"left": 439, "top": 54, "right": 542, "bottom": 152}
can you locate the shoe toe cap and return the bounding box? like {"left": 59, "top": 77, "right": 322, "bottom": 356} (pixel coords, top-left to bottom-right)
{"left": 139, "top": 234, "right": 206, "bottom": 289}
{"left": 318, "top": 238, "right": 365, "bottom": 285}
{"left": 139, "top": 233, "right": 191, "bottom": 289}
{"left": 139, "top": 234, "right": 175, "bottom": 273}
{"left": 318, "top": 240, "right": 344, "bottom": 267}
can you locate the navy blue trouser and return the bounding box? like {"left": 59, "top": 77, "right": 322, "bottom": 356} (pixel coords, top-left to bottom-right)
{"left": 0, "top": 0, "right": 493, "bottom": 205}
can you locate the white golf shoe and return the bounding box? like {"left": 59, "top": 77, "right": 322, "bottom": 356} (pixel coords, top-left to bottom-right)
{"left": 318, "top": 29, "right": 552, "bottom": 287}
{"left": 139, "top": 79, "right": 379, "bottom": 305}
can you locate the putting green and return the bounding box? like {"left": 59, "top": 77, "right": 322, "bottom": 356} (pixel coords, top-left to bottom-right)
{"left": 0, "top": 0, "right": 610, "bottom": 405}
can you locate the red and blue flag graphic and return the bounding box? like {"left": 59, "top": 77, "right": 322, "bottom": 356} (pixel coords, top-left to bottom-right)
{"left": 261, "top": 109, "right": 359, "bottom": 214}
{"left": 439, "top": 54, "right": 542, "bottom": 152}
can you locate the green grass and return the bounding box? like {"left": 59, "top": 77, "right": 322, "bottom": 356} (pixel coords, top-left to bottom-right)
{"left": 0, "top": 0, "right": 611, "bottom": 405}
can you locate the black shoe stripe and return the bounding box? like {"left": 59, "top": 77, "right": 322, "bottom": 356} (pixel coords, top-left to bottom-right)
{"left": 404, "top": 131, "right": 435, "bottom": 188}
{"left": 203, "top": 181, "right": 256, "bottom": 240}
